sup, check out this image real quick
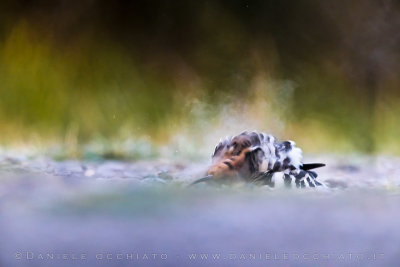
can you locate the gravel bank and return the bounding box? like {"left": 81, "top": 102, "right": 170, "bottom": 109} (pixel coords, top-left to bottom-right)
{"left": 0, "top": 154, "right": 399, "bottom": 267}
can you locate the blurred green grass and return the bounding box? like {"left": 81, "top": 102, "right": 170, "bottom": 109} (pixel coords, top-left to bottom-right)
{"left": 0, "top": 0, "right": 399, "bottom": 157}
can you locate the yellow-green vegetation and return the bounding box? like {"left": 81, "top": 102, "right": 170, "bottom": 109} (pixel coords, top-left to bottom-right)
{"left": 0, "top": 0, "right": 399, "bottom": 158}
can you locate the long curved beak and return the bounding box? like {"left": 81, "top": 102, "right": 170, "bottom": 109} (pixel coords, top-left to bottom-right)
{"left": 189, "top": 175, "right": 214, "bottom": 186}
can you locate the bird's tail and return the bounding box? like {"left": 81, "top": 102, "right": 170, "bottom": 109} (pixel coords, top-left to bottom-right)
{"left": 301, "top": 163, "right": 326, "bottom": 171}
{"left": 252, "top": 163, "right": 327, "bottom": 188}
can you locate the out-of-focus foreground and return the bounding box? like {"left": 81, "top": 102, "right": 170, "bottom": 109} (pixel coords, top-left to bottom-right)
{"left": 0, "top": 154, "right": 399, "bottom": 267}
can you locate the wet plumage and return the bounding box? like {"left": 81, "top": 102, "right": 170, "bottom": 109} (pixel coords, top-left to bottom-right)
{"left": 203, "top": 131, "right": 326, "bottom": 188}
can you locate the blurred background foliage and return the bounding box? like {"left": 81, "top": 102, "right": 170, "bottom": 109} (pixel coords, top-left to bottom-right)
{"left": 0, "top": 0, "right": 399, "bottom": 158}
